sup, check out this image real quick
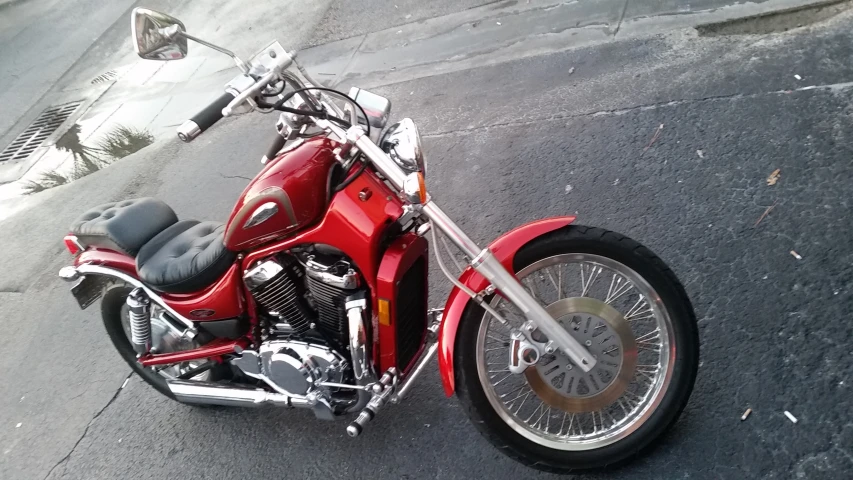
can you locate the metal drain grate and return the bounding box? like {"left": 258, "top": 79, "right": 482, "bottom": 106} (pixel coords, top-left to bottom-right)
{"left": 91, "top": 70, "right": 118, "bottom": 84}
{"left": 0, "top": 102, "right": 83, "bottom": 163}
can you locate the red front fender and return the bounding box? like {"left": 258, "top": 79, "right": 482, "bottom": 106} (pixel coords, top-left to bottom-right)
{"left": 437, "top": 216, "right": 576, "bottom": 396}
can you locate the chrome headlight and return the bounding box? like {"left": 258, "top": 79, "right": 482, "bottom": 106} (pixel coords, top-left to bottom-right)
{"left": 380, "top": 118, "right": 426, "bottom": 176}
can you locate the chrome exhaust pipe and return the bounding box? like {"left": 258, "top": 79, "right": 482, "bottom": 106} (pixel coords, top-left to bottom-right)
{"left": 167, "top": 380, "right": 312, "bottom": 408}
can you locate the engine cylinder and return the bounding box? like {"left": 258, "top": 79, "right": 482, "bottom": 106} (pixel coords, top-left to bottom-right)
{"left": 306, "top": 275, "right": 356, "bottom": 343}
{"left": 244, "top": 257, "right": 312, "bottom": 334}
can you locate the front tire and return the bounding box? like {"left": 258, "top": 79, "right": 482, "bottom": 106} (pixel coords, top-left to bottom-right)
{"left": 454, "top": 225, "right": 699, "bottom": 473}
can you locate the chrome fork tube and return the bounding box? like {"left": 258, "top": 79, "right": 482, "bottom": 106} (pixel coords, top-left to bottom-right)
{"left": 421, "top": 202, "right": 596, "bottom": 372}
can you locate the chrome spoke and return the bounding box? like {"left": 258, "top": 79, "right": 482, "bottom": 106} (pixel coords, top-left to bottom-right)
{"left": 626, "top": 296, "right": 655, "bottom": 322}
{"left": 636, "top": 328, "right": 662, "bottom": 353}
{"left": 604, "top": 274, "right": 633, "bottom": 304}
{"left": 476, "top": 253, "right": 673, "bottom": 451}
{"left": 545, "top": 266, "right": 561, "bottom": 298}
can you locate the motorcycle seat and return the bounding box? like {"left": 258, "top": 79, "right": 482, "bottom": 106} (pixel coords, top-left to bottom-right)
{"left": 70, "top": 198, "right": 178, "bottom": 256}
{"left": 136, "top": 220, "right": 236, "bottom": 294}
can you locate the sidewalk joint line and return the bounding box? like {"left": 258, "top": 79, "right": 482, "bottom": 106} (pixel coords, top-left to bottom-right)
{"left": 614, "top": 0, "right": 630, "bottom": 36}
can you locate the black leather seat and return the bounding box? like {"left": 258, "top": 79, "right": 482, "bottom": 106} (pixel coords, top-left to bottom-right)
{"left": 136, "top": 220, "right": 236, "bottom": 294}
{"left": 70, "top": 198, "right": 178, "bottom": 256}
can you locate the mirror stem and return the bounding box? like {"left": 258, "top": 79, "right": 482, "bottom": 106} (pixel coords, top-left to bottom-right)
{"left": 179, "top": 32, "right": 249, "bottom": 74}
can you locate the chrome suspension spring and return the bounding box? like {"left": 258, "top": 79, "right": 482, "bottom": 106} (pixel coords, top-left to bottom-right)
{"left": 126, "top": 288, "right": 151, "bottom": 355}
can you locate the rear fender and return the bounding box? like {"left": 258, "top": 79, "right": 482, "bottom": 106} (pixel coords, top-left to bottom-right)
{"left": 74, "top": 248, "right": 137, "bottom": 276}
{"left": 437, "top": 216, "right": 576, "bottom": 396}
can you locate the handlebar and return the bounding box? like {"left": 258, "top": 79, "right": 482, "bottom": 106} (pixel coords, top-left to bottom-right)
{"left": 177, "top": 92, "right": 236, "bottom": 142}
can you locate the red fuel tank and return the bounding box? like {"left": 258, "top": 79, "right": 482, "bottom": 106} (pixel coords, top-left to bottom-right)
{"left": 224, "top": 137, "right": 338, "bottom": 251}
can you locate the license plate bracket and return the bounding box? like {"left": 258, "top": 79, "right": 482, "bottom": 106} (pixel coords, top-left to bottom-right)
{"left": 71, "top": 275, "right": 108, "bottom": 310}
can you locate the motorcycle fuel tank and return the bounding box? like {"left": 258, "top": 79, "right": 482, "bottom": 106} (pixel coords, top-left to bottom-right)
{"left": 224, "top": 137, "right": 338, "bottom": 250}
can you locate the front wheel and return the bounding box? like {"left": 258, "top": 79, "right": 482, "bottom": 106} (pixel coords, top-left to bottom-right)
{"left": 454, "top": 225, "right": 699, "bottom": 473}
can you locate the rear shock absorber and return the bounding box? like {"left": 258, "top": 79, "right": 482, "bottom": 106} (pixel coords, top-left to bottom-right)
{"left": 126, "top": 288, "right": 151, "bottom": 355}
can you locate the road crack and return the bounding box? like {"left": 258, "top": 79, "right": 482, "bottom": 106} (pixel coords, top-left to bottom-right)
{"left": 218, "top": 172, "right": 253, "bottom": 181}
{"left": 422, "top": 80, "right": 853, "bottom": 137}
{"left": 42, "top": 372, "right": 133, "bottom": 480}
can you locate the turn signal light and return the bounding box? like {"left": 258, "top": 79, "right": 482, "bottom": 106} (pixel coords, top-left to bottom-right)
{"left": 378, "top": 298, "right": 391, "bottom": 326}
{"left": 63, "top": 235, "right": 83, "bottom": 256}
{"left": 403, "top": 172, "right": 428, "bottom": 204}
{"left": 416, "top": 172, "right": 427, "bottom": 204}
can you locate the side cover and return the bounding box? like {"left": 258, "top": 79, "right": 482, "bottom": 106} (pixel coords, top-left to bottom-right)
{"left": 437, "top": 216, "right": 576, "bottom": 396}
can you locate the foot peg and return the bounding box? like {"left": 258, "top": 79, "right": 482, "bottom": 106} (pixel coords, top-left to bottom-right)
{"left": 346, "top": 369, "right": 396, "bottom": 437}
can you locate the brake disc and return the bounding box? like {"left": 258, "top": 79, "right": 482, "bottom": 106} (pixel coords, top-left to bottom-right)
{"left": 524, "top": 297, "right": 637, "bottom": 413}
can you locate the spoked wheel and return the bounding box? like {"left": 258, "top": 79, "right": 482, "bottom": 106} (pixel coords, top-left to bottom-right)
{"left": 455, "top": 226, "right": 698, "bottom": 473}
{"left": 101, "top": 283, "right": 217, "bottom": 401}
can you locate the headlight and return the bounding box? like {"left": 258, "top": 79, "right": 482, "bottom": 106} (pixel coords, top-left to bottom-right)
{"left": 380, "top": 118, "right": 426, "bottom": 176}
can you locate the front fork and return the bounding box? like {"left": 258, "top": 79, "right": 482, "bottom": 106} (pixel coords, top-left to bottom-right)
{"left": 421, "top": 202, "right": 596, "bottom": 372}
{"left": 321, "top": 122, "right": 596, "bottom": 373}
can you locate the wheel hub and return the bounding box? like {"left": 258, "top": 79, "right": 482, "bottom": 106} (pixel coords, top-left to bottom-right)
{"left": 524, "top": 297, "right": 637, "bottom": 412}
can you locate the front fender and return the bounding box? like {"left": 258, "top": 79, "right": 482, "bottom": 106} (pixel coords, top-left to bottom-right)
{"left": 437, "top": 216, "right": 576, "bottom": 396}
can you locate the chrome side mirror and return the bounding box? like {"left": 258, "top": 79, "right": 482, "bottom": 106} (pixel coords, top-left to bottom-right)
{"left": 131, "top": 8, "right": 188, "bottom": 60}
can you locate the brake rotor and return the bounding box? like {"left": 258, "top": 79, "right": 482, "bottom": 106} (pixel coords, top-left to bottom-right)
{"left": 524, "top": 297, "right": 637, "bottom": 413}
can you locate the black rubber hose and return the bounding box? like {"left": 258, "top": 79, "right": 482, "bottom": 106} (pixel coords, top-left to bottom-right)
{"left": 178, "top": 92, "right": 236, "bottom": 142}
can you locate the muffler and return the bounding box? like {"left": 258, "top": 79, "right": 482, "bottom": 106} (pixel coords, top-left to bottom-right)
{"left": 167, "top": 380, "right": 312, "bottom": 408}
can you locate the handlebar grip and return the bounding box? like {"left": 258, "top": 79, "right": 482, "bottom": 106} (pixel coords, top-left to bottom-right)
{"left": 262, "top": 134, "right": 287, "bottom": 163}
{"left": 177, "top": 92, "right": 236, "bottom": 142}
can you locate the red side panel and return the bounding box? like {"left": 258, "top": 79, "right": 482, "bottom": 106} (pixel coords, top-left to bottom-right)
{"left": 437, "top": 216, "right": 576, "bottom": 396}
{"left": 160, "top": 263, "right": 244, "bottom": 321}
{"left": 376, "top": 232, "right": 429, "bottom": 374}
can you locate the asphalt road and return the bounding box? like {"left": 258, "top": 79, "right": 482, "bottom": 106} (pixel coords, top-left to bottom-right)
{"left": 1, "top": 3, "right": 852, "bottom": 480}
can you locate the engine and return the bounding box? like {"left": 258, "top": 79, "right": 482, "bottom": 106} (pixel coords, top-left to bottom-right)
{"left": 236, "top": 250, "right": 364, "bottom": 409}
{"left": 243, "top": 251, "right": 359, "bottom": 347}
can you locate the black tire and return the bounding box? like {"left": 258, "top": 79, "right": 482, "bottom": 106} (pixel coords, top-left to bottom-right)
{"left": 454, "top": 225, "right": 699, "bottom": 473}
{"left": 101, "top": 283, "right": 228, "bottom": 404}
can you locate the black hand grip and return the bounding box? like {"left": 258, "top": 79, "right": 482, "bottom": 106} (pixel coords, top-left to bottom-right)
{"left": 177, "top": 92, "right": 236, "bottom": 142}
{"left": 263, "top": 134, "right": 287, "bottom": 162}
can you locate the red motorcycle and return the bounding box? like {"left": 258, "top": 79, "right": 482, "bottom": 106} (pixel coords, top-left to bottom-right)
{"left": 58, "top": 8, "right": 699, "bottom": 473}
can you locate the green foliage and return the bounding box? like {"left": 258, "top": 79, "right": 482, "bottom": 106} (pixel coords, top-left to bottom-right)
{"left": 95, "top": 125, "right": 155, "bottom": 160}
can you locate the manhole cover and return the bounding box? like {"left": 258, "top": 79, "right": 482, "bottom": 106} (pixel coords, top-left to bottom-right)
{"left": 0, "top": 101, "right": 83, "bottom": 163}
{"left": 91, "top": 70, "right": 118, "bottom": 84}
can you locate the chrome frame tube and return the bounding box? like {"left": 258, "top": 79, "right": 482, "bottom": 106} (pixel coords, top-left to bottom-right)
{"left": 345, "top": 298, "right": 374, "bottom": 412}
{"left": 393, "top": 341, "right": 438, "bottom": 403}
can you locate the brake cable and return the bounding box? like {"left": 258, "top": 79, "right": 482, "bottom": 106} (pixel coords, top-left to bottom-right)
{"left": 255, "top": 86, "right": 374, "bottom": 190}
